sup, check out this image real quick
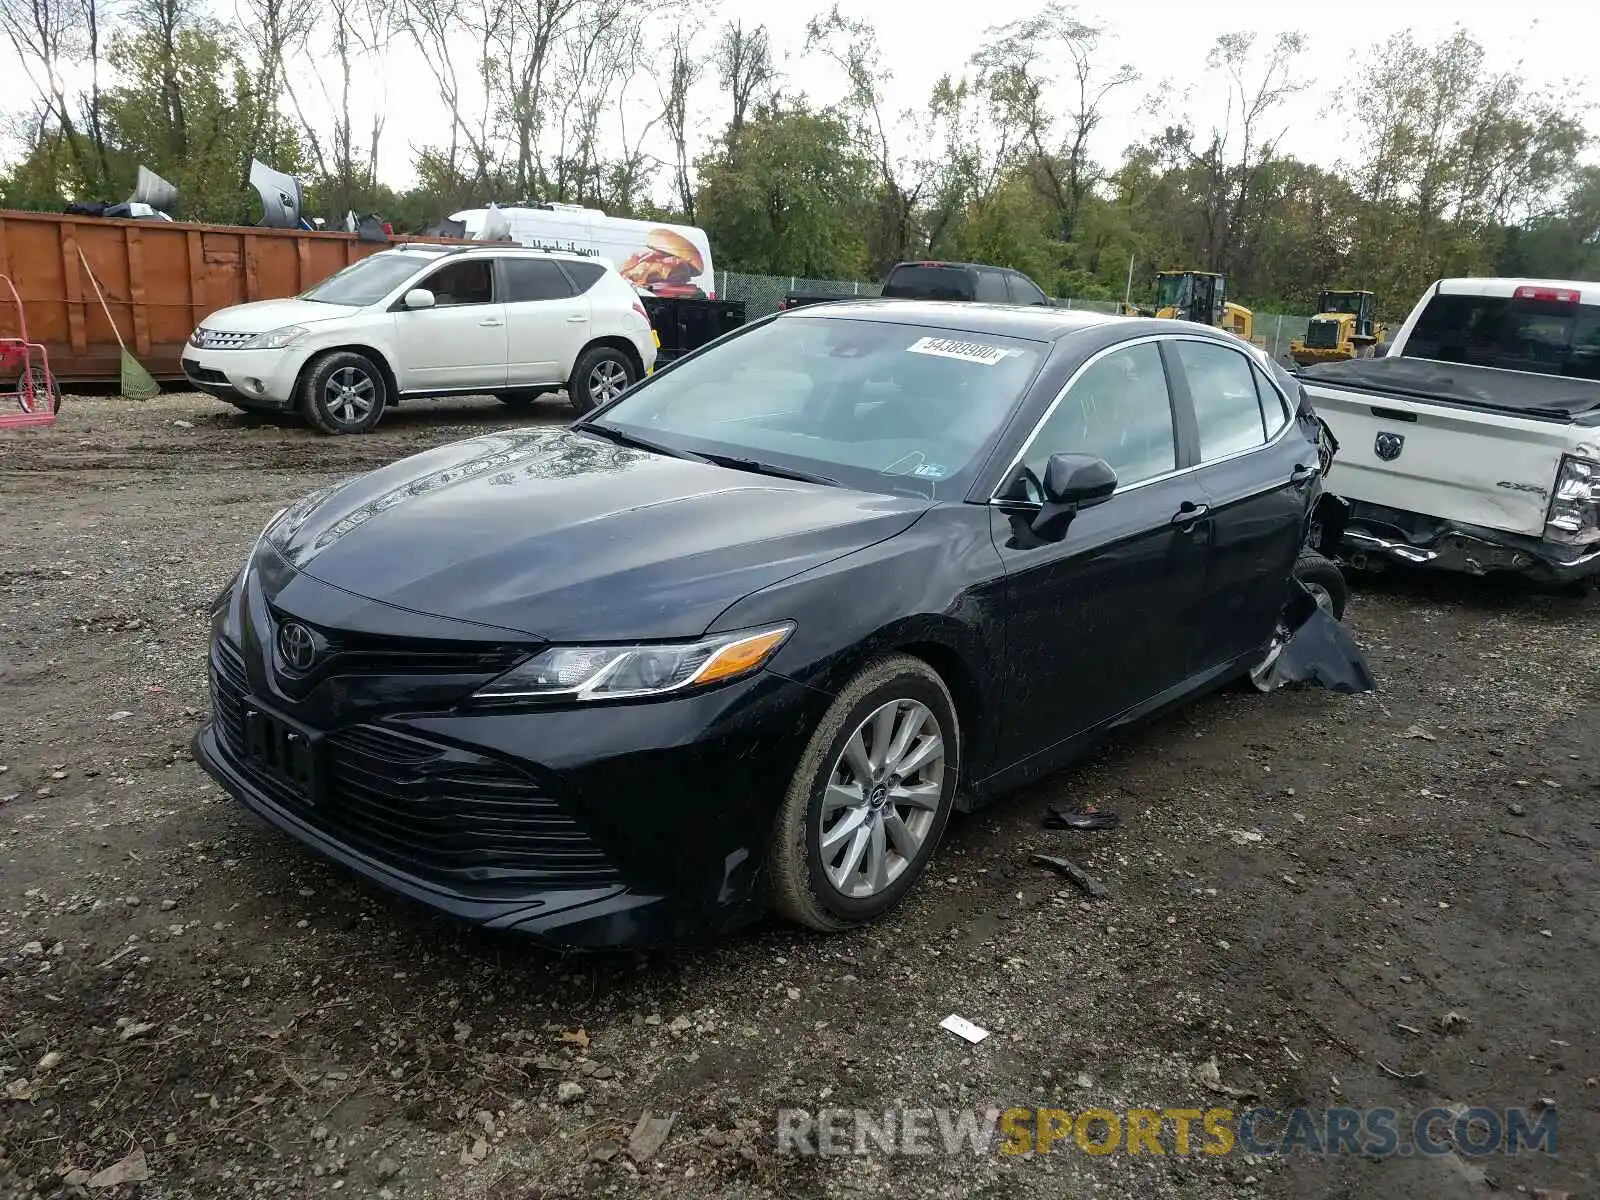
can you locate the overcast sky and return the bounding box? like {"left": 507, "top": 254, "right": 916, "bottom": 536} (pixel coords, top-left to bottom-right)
{"left": 5, "top": 0, "right": 1595, "bottom": 203}
{"left": 344, "top": 0, "right": 1594, "bottom": 198}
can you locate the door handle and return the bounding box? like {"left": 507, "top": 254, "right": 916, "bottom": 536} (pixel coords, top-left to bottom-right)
{"left": 478, "top": 318, "right": 504, "bottom": 327}
{"left": 566, "top": 315, "right": 588, "bottom": 324}
{"left": 1290, "top": 463, "right": 1319, "bottom": 485}
{"left": 1171, "top": 501, "right": 1210, "bottom": 530}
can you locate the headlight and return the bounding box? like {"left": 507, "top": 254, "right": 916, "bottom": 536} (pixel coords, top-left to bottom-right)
{"left": 241, "top": 325, "right": 309, "bottom": 350}
{"left": 474, "top": 623, "right": 794, "bottom": 703}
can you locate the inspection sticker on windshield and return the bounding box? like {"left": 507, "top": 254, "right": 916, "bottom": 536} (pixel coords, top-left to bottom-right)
{"left": 906, "top": 336, "right": 1012, "bottom": 365}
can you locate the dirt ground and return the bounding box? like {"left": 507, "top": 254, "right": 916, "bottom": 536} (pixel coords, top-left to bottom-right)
{"left": 1, "top": 392, "right": 1597, "bottom": 1200}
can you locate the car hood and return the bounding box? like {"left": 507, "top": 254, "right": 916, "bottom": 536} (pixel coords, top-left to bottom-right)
{"left": 201, "top": 298, "right": 360, "bottom": 333}
{"left": 267, "top": 428, "right": 931, "bottom": 641}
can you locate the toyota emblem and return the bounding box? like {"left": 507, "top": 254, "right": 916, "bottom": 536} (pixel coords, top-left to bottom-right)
{"left": 1374, "top": 431, "right": 1405, "bottom": 462}
{"left": 277, "top": 621, "right": 319, "bottom": 672}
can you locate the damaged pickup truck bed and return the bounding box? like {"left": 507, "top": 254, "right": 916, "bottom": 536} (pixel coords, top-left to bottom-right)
{"left": 1300, "top": 278, "right": 1600, "bottom": 584}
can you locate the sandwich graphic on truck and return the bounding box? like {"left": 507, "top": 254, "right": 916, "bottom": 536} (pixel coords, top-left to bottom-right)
{"left": 449, "top": 204, "right": 715, "bottom": 299}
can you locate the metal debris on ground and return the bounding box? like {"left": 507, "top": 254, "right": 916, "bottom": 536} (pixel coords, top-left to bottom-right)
{"left": 1030, "top": 853, "right": 1111, "bottom": 898}
{"left": 1043, "top": 805, "right": 1120, "bottom": 831}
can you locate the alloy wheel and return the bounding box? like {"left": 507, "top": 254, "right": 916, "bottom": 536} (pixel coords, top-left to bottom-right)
{"left": 818, "top": 699, "right": 946, "bottom": 899}
{"left": 323, "top": 366, "right": 376, "bottom": 425}
{"left": 587, "top": 359, "right": 630, "bottom": 404}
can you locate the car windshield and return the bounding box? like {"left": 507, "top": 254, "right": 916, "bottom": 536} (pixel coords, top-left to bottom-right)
{"left": 301, "top": 254, "right": 435, "bottom": 306}
{"left": 589, "top": 315, "right": 1048, "bottom": 497}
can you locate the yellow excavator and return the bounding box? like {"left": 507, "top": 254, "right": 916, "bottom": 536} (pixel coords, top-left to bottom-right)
{"left": 1120, "top": 271, "right": 1256, "bottom": 344}
{"left": 1290, "top": 290, "right": 1386, "bottom": 366}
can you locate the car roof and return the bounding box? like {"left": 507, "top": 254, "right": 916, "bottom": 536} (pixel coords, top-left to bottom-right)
{"left": 384, "top": 244, "right": 607, "bottom": 266}
{"left": 775, "top": 298, "right": 1217, "bottom": 344}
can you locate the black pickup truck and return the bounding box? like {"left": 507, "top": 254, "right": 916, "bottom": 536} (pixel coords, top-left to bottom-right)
{"left": 780, "top": 260, "right": 1055, "bottom": 310}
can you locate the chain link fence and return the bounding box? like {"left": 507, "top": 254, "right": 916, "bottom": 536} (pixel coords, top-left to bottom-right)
{"left": 715, "top": 270, "right": 1311, "bottom": 363}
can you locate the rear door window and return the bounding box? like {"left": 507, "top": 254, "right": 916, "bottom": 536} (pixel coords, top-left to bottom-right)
{"left": 500, "top": 258, "right": 575, "bottom": 302}
{"left": 1006, "top": 273, "right": 1051, "bottom": 306}
{"left": 1404, "top": 292, "right": 1600, "bottom": 379}
{"left": 882, "top": 265, "right": 975, "bottom": 301}
{"left": 1175, "top": 340, "right": 1269, "bottom": 460}
{"left": 974, "top": 269, "right": 1010, "bottom": 303}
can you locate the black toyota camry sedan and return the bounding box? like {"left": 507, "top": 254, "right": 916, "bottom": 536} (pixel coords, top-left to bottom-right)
{"left": 196, "top": 300, "right": 1332, "bottom": 949}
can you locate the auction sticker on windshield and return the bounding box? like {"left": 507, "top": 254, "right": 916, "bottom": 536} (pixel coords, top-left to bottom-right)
{"left": 907, "top": 336, "right": 1013, "bottom": 365}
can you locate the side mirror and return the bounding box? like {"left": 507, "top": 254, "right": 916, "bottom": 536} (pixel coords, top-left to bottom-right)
{"left": 403, "top": 288, "right": 435, "bottom": 310}
{"left": 1032, "top": 453, "right": 1117, "bottom": 542}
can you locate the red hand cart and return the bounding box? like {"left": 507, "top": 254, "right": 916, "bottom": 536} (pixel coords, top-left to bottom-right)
{"left": 0, "top": 273, "right": 61, "bottom": 429}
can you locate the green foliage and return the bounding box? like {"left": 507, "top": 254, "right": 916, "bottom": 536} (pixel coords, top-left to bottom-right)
{"left": 696, "top": 103, "right": 875, "bottom": 279}
{"left": 0, "top": 11, "right": 1593, "bottom": 317}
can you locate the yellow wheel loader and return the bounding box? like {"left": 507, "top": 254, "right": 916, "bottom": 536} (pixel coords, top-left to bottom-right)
{"left": 1290, "top": 290, "right": 1386, "bottom": 366}
{"left": 1122, "top": 271, "right": 1259, "bottom": 346}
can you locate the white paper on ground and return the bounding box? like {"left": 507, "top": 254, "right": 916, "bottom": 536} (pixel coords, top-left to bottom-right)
{"left": 939, "top": 1014, "right": 990, "bottom": 1043}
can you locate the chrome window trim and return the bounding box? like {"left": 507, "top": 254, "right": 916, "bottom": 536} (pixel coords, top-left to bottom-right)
{"left": 987, "top": 332, "right": 1301, "bottom": 505}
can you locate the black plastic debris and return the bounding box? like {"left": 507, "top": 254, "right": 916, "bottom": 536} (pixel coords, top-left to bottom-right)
{"left": 1031, "top": 854, "right": 1111, "bottom": 898}
{"left": 1257, "top": 580, "right": 1376, "bottom": 694}
{"left": 1044, "top": 805, "right": 1120, "bottom": 831}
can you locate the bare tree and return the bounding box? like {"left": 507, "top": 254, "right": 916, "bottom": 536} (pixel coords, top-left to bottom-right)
{"left": 1204, "top": 30, "right": 1310, "bottom": 271}
{"left": 237, "top": 0, "right": 316, "bottom": 170}
{"left": 713, "top": 19, "right": 772, "bottom": 142}
{"left": 973, "top": 3, "right": 1138, "bottom": 242}
{"left": 0, "top": 0, "right": 109, "bottom": 190}
{"left": 657, "top": 18, "right": 699, "bottom": 218}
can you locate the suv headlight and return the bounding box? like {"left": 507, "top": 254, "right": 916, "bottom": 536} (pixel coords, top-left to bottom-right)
{"left": 1545, "top": 454, "right": 1600, "bottom": 544}
{"left": 241, "top": 325, "right": 309, "bottom": 350}
{"left": 474, "top": 623, "right": 794, "bottom": 703}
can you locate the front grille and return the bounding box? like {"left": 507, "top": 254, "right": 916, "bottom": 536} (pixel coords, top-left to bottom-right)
{"left": 190, "top": 328, "right": 254, "bottom": 350}
{"left": 207, "top": 643, "right": 617, "bottom": 888}
{"left": 210, "top": 639, "right": 249, "bottom": 747}
{"left": 1305, "top": 320, "right": 1342, "bottom": 349}
{"left": 266, "top": 608, "right": 521, "bottom": 681}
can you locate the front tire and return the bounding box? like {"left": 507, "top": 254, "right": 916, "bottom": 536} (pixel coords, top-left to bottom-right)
{"left": 767, "top": 654, "right": 960, "bottom": 932}
{"left": 300, "top": 351, "right": 387, "bottom": 435}
{"left": 567, "top": 345, "right": 636, "bottom": 414}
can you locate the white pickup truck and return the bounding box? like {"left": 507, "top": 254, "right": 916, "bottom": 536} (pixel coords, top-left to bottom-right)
{"left": 1297, "top": 277, "right": 1600, "bottom": 586}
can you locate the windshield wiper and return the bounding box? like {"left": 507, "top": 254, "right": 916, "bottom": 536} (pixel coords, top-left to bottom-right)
{"left": 699, "top": 452, "right": 839, "bottom": 487}
{"left": 574, "top": 422, "right": 709, "bottom": 463}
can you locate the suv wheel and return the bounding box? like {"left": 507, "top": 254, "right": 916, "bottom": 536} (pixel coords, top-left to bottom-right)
{"left": 568, "top": 346, "right": 636, "bottom": 414}
{"left": 766, "top": 654, "right": 960, "bottom": 932}
{"left": 300, "top": 351, "right": 387, "bottom": 435}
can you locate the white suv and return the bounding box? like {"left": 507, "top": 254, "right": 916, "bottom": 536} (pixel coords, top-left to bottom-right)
{"left": 181, "top": 246, "right": 659, "bottom": 433}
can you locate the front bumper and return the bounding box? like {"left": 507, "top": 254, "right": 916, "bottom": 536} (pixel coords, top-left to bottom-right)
{"left": 1335, "top": 501, "right": 1600, "bottom": 583}
{"left": 181, "top": 345, "right": 304, "bottom": 409}
{"left": 194, "top": 638, "right": 828, "bottom": 950}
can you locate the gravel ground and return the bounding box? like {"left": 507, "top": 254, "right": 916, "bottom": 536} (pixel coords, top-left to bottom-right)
{"left": 1, "top": 392, "right": 1597, "bottom": 1199}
